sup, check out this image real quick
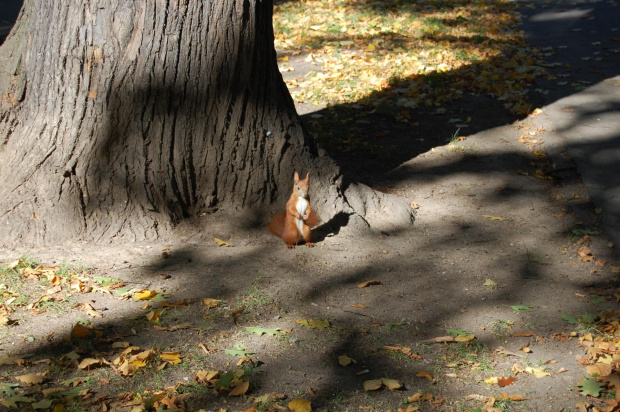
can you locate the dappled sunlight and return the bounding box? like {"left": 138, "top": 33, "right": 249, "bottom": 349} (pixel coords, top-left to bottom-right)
{"left": 275, "top": 0, "right": 543, "bottom": 115}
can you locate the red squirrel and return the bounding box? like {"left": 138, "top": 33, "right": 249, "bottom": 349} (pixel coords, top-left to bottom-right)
{"left": 268, "top": 171, "right": 319, "bottom": 248}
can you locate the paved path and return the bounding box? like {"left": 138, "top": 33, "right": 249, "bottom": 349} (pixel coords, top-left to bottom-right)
{"left": 519, "top": 0, "right": 620, "bottom": 256}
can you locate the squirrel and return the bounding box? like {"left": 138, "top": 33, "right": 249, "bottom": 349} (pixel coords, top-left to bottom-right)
{"left": 268, "top": 171, "right": 319, "bottom": 248}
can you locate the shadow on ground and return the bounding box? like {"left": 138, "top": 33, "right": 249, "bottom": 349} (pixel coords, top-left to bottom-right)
{"left": 0, "top": 0, "right": 619, "bottom": 410}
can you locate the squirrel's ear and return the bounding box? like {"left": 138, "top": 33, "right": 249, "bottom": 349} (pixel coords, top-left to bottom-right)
{"left": 305, "top": 172, "right": 310, "bottom": 180}
{"left": 294, "top": 171, "right": 300, "bottom": 182}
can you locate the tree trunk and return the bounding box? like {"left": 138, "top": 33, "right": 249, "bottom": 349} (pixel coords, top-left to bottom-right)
{"left": 0, "top": 0, "right": 414, "bottom": 245}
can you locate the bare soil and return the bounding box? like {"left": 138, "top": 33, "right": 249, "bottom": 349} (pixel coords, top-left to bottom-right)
{"left": 0, "top": 97, "right": 618, "bottom": 411}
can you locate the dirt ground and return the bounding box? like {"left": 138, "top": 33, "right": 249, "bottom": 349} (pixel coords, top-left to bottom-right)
{"left": 1, "top": 97, "right": 618, "bottom": 412}
{"left": 2, "top": 3, "right": 620, "bottom": 412}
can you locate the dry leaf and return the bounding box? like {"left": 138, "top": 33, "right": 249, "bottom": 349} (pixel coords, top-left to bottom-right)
{"left": 202, "top": 298, "right": 222, "bottom": 309}
{"left": 358, "top": 280, "right": 382, "bottom": 288}
{"left": 351, "top": 304, "right": 368, "bottom": 309}
{"left": 14, "top": 372, "right": 46, "bottom": 385}
{"left": 416, "top": 371, "right": 434, "bottom": 381}
{"left": 135, "top": 289, "right": 158, "bottom": 300}
{"left": 455, "top": 334, "right": 475, "bottom": 342}
{"left": 482, "top": 215, "right": 509, "bottom": 221}
{"left": 421, "top": 336, "right": 454, "bottom": 343}
{"left": 406, "top": 393, "right": 433, "bottom": 403}
{"left": 229, "top": 380, "right": 250, "bottom": 396}
{"left": 160, "top": 352, "right": 182, "bottom": 364}
{"left": 146, "top": 310, "right": 163, "bottom": 323}
{"left": 497, "top": 376, "right": 516, "bottom": 387}
{"left": 288, "top": 398, "right": 312, "bottom": 412}
{"left": 214, "top": 237, "right": 233, "bottom": 247}
{"left": 586, "top": 362, "right": 612, "bottom": 377}
{"left": 363, "top": 379, "right": 383, "bottom": 391}
{"left": 382, "top": 378, "right": 403, "bottom": 391}
{"left": 338, "top": 355, "right": 355, "bottom": 366}
{"left": 78, "top": 358, "right": 101, "bottom": 369}
{"left": 70, "top": 323, "right": 91, "bottom": 339}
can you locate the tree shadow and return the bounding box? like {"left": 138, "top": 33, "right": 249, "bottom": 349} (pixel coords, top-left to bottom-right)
{"left": 1, "top": 0, "right": 619, "bottom": 410}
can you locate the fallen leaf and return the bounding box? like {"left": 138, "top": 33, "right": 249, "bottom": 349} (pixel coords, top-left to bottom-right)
{"left": 70, "top": 323, "right": 91, "bottom": 340}
{"left": 484, "top": 376, "right": 500, "bottom": 385}
{"left": 296, "top": 318, "right": 329, "bottom": 329}
{"left": 202, "top": 298, "right": 222, "bottom": 309}
{"left": 214, "top": 237, "right": 233, "bottom": 247}
{"left": 455, "top": 334, "right": 475, "bottom": 342}
{"left": 363, "top": 379, "right": 383, "bottom": 391}
{"left": 421, "top": 336, "right": 454, "bottom": 343}
{"left": 497, "top": 376, "right": 516, "bottom": 387}
{"left": 381, "top": 378, "right": 403, "bottom": 390}
{"left": 351, "top": 304, "right": 368, "bottom": 309}
{"left": 406, "top": 392, "right": 433, "bottom": 403}
{"left": 14, "top": 373, "right": 46, "bottom": 385}
{"left": 416, "top": 371, "right": 434, "bottom": 381}
{"left": 482, "top": 215, "right": 509, "bottom": 221}
{"left": 135, "top": 289, "right": 158, "bottom": 300}
{"left": 146, "top": 310, "right": 163, "bottom": 323}
{"left": 229, "top": 380, "right": 250, "bottom": 396}
{"left": 358, "top": 280, "right": 382, "bottom": 288}
{"left": 77, "top": 358, "right": 102, "bottom": 369}
{"left": 586, "top": 362, "right": 612, "bottom": 377}
{"left": 288, "top": 398, "right": 311, "bottom": 412}
{"left": 338, "top": 355, "right": 355, "bottom": 366}
{"left": 245, "top": 326, "right": 284, "bottom": 337}
{"left": 525, "top": 366, "right": 550, "bottom": 378}
{"left": 483, "top": 279, "right": 497, "bottom": 287}
{"left": 160, "top": 352, "right": 182, "bottom": 364}
{"left": 578, "top": 377, "right": 604, "bottom": 397}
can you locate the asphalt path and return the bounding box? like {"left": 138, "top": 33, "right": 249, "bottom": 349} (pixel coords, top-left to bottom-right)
{"left": 519, "top": 0, "right": 620, "bottom": 256}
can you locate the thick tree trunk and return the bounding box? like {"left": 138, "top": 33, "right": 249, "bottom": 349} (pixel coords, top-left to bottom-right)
{"left": 0, "top": 0, "right": 414, "bottom": 245}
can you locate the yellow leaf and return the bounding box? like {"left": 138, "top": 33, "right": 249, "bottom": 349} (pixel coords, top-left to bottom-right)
{"left": 15, "top": 372, "right": 46, "bottom": 385}
{"left": 202, "top": 298, "right": 222, "bottom": 309}
{"left": 363, "top": 379, "right": 383, "bottom": 391}
{"left": 229, "top": 380, "right": 250, "bottom": 397}
{"left": 160, "top": 352, "right": 182, "bottom": 364}
{"left": 77, "top": 358, "right": 101, "bottom": 369}
{"left": 484, "top": 376, "right": 500, "bottom": 385}
{"left": 277, "top": 55, "right": 289, "bottom": 62}
{"left": 196, "top": 370, "right": 220, "bottom": 383}
{"left": 416, "top": 371, "right": 434, "bottom": 381}
{"left": 482, "top": 215, "right": 509, "bottom": 221}
{"left": 288, "top": 398, "right": 312, "bottom": 412}
{"left": 398, "top": 407, "right": 420, "bottom": 412}
{"left": 525, "top": 366, "right": 550, "bottom": 378}
{"left": 366, "top": 44, "right": 376, "bottom": 51}
{"left": 382, "top": 378, "right": 403, "bottom": 390}
{"left": 338, "top": 355, "right": 355, "bottom": 366}
{"left": 135, "top": 289, "right": 158, "bottom": 300}
{"left": 146, "top": 310, "right": 163, "bottom": 323}
{"left": 455, "top": 334, "right": 475, "bottom": 342}
{"left": 406, "top": 393, "right": 433, "bottom": 403}
{"left": 214, "top": 237, "right": 233, "bottom": 247}
{"left": 70, "top": 323, "right": 91, "bottom": 339}
{"left": 421, "top": 336, "right": 454, "bottom": 343}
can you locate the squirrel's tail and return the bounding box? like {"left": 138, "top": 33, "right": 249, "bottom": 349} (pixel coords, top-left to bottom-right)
{"left": 306, "top": 210, "right": 320, "bottom": 228}
{"left": 268, "top": 211, "right": 287, "bottom": 237}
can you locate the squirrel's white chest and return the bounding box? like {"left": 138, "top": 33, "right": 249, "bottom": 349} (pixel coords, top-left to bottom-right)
{"left": 295, "top": 197, "right": 308, "bottom": 234}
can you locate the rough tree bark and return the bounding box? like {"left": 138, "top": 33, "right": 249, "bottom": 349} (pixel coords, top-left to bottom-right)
{"left": 0, "top": 0, "right": 414, "bottom": 245}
